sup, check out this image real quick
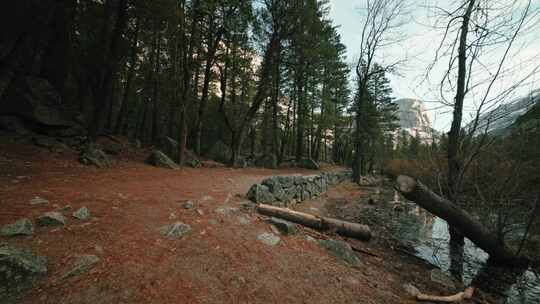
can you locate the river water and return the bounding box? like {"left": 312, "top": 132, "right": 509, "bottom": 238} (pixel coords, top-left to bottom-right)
{"left": 386, "top": 193, "right": 540, "bottom": 304}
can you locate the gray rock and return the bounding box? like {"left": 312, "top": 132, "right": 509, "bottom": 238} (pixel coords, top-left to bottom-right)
{"left": 430, "top": 269, "right": 456, "bottom": 289}
{"left": 163, "top": 137, "right": 200, "bottom": 168}
{"left": 159, "top": 222, "right": 191, "bottom": 239}
{"left": 215, "top": 206, "right": 239, "bottom": 215}
{"left": 268, "top": 217, "right": 297, "bottom": 235}
{"left": 61, "top": 255, "right": 100, "bottom": 280}
{"left": 146, "top": 150, "right": 178, "bottom": 169}
{"left": 257, "top": 232, "right": 280, "bottom": 246}
{"left": 183, "top": 201, "right": 195, "bottom": 210}
{"left": 80, "top": 146, "right": 111, "bottom": 168}
{"left": 29, "top": 196, "right": 49, "bottom": 206}
{"left": 1, "top": 219, "right": 34, "bottom": 237}
{"left": 0, "top": 246, "right": 47, "bottom": 300}
{"left": 300, "top": 158, "right": 320, "bottom": 170}
{"left": 36, "top": 211, "right": 66, "bottom": 227}
{"left": 318, "top": 239, "right": 359, "bottom": 266}
{"left": 276, "top": 176, "right": 295, "bottom": 188}
{"left": 72, "top": 207, "right": 90, "bottom": 220}
{"left": 246, "top": 184, "right": 275, "bottom": 204}
{"left": 403, "top": 283, "right": 420, "bottom": 297}
{"left": 237, "top": 216, "right": 251, "bottom": 225}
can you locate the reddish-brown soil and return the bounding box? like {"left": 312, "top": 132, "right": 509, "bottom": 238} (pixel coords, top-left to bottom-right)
{"left": 0, "top": 140, "right": 471, "bottom": 304}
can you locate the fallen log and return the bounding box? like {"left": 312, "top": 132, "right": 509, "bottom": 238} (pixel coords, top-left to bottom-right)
{"left": 395, "top": 175, "right": 517, "bottom": 264}
{"left": 257, "top": 204, "right": 371, "bottom": 241}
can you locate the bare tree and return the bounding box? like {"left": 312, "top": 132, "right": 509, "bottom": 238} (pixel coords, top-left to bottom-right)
{"left": 353, "top": 0, "right": 407, "bottom": 182}
{"left": 401, "top": 0, "right": 539, "bottom": 266}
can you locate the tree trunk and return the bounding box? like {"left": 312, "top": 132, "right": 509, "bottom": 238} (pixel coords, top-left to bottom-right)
{"left": 90, "top": 0, "right": 129, "bottom": 140}
{"left": 447, "top": 0, "right": 476, "bottom": 248}
{"left": 257, "top": 204, "right": 371, "bottom": 241}
{"left": 230, "top": 31, "right": 280, "bottom": 166}
{"left": 395, "top": 175, "right": 521, "bottom": 264}
{"left": 195, "top": 28, "right": 223, "bottom": 156}
{"left": 115, "top": 16, "right": 140, "bottom": 134}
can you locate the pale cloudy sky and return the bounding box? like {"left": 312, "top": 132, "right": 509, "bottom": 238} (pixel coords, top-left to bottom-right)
{"left": 328, "top": 0, "right": 540, "bottom": 131}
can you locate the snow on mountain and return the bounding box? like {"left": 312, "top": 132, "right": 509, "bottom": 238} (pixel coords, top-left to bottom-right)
{"left": 468, "top": 90, "right": 540, "bottom": 136}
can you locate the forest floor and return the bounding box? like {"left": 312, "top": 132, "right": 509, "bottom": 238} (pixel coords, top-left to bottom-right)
{"left": 0, "top": 137, "right": 479, "bottom": 304}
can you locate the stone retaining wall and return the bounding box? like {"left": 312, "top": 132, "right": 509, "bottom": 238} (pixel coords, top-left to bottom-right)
{"left": 247, "top": 170, "right": 352, "bottom": 206}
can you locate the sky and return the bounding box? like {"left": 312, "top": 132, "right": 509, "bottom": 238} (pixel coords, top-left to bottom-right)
{"left": 327, "top": 0, "right": 540, "bottom": 131}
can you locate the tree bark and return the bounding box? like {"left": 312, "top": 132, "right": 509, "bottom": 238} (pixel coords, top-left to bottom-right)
{"left": 230, "top": 31, "right": 280, "bottom": 166}
{"left": 115, "top": 16, "right": 140, "bottom": 134}
{"left": 395, "top": 175, "right": 520, "bottom": 264}
{"left": 257, "top": 204, "right": 372, "bottom": 241}
{"left": 90, "top": 0, "right": 129, "bottom": 139}
{"left": 447, "top": 0, "right": 476, "bottom": 247}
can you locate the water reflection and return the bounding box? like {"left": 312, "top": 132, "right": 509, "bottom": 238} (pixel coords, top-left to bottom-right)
{"left": 385, "top": 197, "right": 540, "bottom": 304}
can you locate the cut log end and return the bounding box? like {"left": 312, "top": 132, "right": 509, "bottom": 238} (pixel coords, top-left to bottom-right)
{"left": 396, "top": 175, "right": 417, "bottom": 193}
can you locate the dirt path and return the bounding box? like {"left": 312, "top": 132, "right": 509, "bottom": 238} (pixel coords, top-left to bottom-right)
{"left": 0, "top": 141, "right": 458, "bottom": 304}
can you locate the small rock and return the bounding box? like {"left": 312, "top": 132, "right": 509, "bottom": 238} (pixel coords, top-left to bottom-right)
{"left": 237, "top": 216, "right": 251, "bottom": 225}
{"left": 403, "top": 283, "right": 420, "bottom": 297}
{"left": 36, "top": 212, "right": 66, "bottom": 227}
{"left": 268, "top": 217, "right": 297, "bottom": 235}
{"left": 196, "top": 209, "right": 204, "bottom": 216}
{"left": 72, "top": 207, "right": 90, "bottom": 220}
{"left": 430, "top": 269, "right": 456, "bottom": 289}
{"left": 80, "top": 146, "right": 111, "bottom": 168}
{"left": 61, "top": 255, "right": 100, "bottom": 280}
{"left": 146, "top": 150, "right": 178, "bottom": 169}
{"left": 318, "top": 239, "right": 359, "bottom": 266}
{"left": 257, "top": 232, "right": 280, "bottom": 246}
{"left": 94, "top": 245, "right": 104, "bottom": 254}
{"left": 1, "top": 218, "right": 34, "bottom": 237}
{"left": 215, "top": 206, "right": 238, "bottom": 215}
{"left": 246, "top": 184, "right": 275, "bottom": 204}
{"left": 304, "top": 236, "right": 316, "bottom": 242}
{"left": 159, "top": 222, "right": 192, "bottom": 239}
{"left": 183, "top": 201, "right": 195, "bottom": 210}
{"left": 29, "top": 197, "right": 49, "bottom": 206}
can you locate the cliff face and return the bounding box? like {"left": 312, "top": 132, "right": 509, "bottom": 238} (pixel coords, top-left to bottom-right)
{"left": 395, "top": 98, "right": 433, "bottom": 142}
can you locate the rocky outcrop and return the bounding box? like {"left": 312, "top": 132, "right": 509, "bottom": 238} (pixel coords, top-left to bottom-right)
{"left": 246, "top": 170, "right": 352, "bottom": 206}
{"left": 146, "top": 150, "right": 178, "bottom": 169}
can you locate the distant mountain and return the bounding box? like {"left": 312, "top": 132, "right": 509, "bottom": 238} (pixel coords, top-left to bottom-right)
{"left": 394, "top": 98, "right": 434, "bottom": 143}
{"left": 467, "top": 89, "right": 540, "bottom": 136}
